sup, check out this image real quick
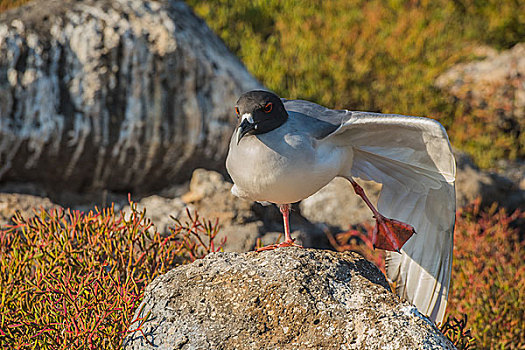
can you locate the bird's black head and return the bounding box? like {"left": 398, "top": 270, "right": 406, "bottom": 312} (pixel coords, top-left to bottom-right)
{"left": 234, "top": 90, "right": 288, "bottom": 144}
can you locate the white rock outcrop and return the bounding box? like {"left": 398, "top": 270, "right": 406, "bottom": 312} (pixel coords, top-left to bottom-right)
{"left": 0, "top": 0, "right": 261, "bottom": 192}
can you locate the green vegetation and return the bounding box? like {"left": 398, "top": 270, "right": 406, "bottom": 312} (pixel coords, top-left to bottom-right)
{"left": 5, "top": 201, "right": 521, "bottom": 349}
{"left": 187, "top": 0, "right": 524, "bottom": 167}
{"left": 0, "top": 203, "right": 223, "bottom": 349}
{"left": 1, "top": 0, "right": 523, "bottom": 166}
{"left": 0, "top": 0, "right": 27, "bottom": 12}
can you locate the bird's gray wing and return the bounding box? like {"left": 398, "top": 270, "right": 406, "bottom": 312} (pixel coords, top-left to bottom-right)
{"left": 331, "top": 111, "right": 456, "bottom": 324}
{"left": 282, "top": 99, "right": 350, "bottom": 139}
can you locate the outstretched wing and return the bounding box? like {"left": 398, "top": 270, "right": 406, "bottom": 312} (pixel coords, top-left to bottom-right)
{"left": 282, "top": 99, "right": 456, "bottom": 323}
{"left": 331, "top": 111, "right": 456, "bottom": 324}
{"left": 282, "top": 98, "right": 352, "bottom": 127}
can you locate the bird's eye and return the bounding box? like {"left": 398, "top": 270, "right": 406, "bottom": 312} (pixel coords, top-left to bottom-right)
{"left": 235, "top": 107, "right": 240, "bottom": 116}
{"left": 264, "top": 102, "right": 273, "bottom": 113}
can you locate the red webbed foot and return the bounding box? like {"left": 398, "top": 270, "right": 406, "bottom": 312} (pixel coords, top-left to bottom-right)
{"left": 372, "top": 214, "right": 415, "bottom": 252}
{"left": 349, "top": 178, "right": 415, "bottom": 252}
{"left": 256, "top": 239, "right": 303, "bottom": 252}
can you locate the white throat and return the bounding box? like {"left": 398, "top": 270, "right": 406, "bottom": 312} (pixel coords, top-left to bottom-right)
{"left": 241, "top": 113, "right": 254, "bottom": 124}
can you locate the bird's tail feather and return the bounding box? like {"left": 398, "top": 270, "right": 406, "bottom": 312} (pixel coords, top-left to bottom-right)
{"left": 351, "top": 148, "right": 455, "bottom": 324}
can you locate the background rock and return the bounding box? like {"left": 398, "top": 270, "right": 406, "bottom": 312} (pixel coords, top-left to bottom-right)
{"left": 0, "top": 192, "right": 59, "bottom": 227}
{"left": 3, "top": 156, "right": 521, "bottom": 243}
{"left": 125, "top": 169, "right": 329, "bottom": 252}
{"left": 299, "top": 178, "right": 380, "bottom": 230}
{"left": 0, "top": 0, "right": 261, "bottom": 194}
{"left": 435, "top": 43, "right": 525, "bottom": 167}
{"left": 435, "top": 43, "right": 525, "bottom": 123}
{"left": 124, "top": 248, "right": 455, "bottom": 350}
{"left": 455, "top": 152, "right": 524, "bottom": 210}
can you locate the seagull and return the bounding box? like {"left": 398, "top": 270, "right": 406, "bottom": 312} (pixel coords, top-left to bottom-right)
{"left": 226, "top": 90, "right": 455, "bottom": 324}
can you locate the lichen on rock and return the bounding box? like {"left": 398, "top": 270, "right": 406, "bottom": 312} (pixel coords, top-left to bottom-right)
{"left": 124, "top": 248, "right": 456, "bottom": 349}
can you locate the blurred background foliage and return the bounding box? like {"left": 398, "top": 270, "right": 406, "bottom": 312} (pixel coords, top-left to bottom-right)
{"left": 0, "top": 0, "right": 26, "bottom": 12}
{"left": 449, "top": 200, "right": 524, "bottom": 348}
{"left": 0, "top": 0, "right": 524, "bottom": 166}
{"left": 186, "top": 0, "right": 525, "bottom": 168}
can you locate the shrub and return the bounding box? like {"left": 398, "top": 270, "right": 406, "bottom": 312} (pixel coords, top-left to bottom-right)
{"left": 440, "top": 314, "right": 476, "bottom": 350}
{"left": 448, "top": 200, "right": 524, "bottom": 349}
{"left": 0, "top": 201, "right": 223, "bottom": 349}
{"left": 0, "top": 0, "right": 29, "bottom": 12}
{"left": 330, "top": 199, "right": 524, "bottom": 349}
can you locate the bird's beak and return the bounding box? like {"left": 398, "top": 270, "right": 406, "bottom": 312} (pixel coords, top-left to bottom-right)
{"left": 236, "top": 118, "right": 256, "bottom": 144}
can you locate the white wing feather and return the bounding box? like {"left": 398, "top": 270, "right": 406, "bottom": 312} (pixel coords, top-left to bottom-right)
{"left": 332, "top": 111, "right": 456, "bottom": 324}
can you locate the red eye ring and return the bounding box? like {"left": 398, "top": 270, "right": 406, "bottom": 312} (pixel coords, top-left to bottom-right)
{"left": 264, "top": 102, "right": 273, "bottom": 113}
{"left": 235, "top": 107, "right": 240, "bottom": 116}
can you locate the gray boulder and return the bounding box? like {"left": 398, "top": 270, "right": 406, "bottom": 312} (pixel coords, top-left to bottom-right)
{"left": 435, "top": 43, "right": 525, "bottom": 174}
{"left": 454, "top": 152, "right": 524, "bottom": 210}
{"left": 125, "top": 248, "right": 455, "bottom": 350}
{"left": 0, "top": 0, "right": 261, "bottom": 193}
{"left": 435, "top": 43, "right": 525, "bottom": 123}
{"left": 299, "top": 177, "right": 380, "bottom": 230}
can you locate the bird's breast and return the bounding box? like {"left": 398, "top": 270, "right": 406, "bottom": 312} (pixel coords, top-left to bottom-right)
{"left": 226, "top": 131, "right": 347, "bottom": 204}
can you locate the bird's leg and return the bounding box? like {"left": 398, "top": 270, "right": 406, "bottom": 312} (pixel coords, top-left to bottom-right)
{"left": 349, "top": 179, "right": 415, "bottom": 252}
{"left": 280, "top": 203, "right": 293, "bottom": 243}
{"left": 256, "top": 204, "right": 303, "bottom": 252}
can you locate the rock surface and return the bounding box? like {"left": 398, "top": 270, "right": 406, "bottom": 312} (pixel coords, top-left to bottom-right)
{"left": 0, "top": 192, "right": 59, "bottom": 227}
{"left": 435, "top": 43, "right": 525, "bottom": 165}
{"left": 0, "top": 0, "right": 260, "bottom": 193}
{"left": 124, "top": 248, "right": 455, "bottom": 350}
{"left": 436, "top": 43, "right": 525, "bottom": 123}
{"left": 454, "top": 152, "right": 524, "bottom": 210}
